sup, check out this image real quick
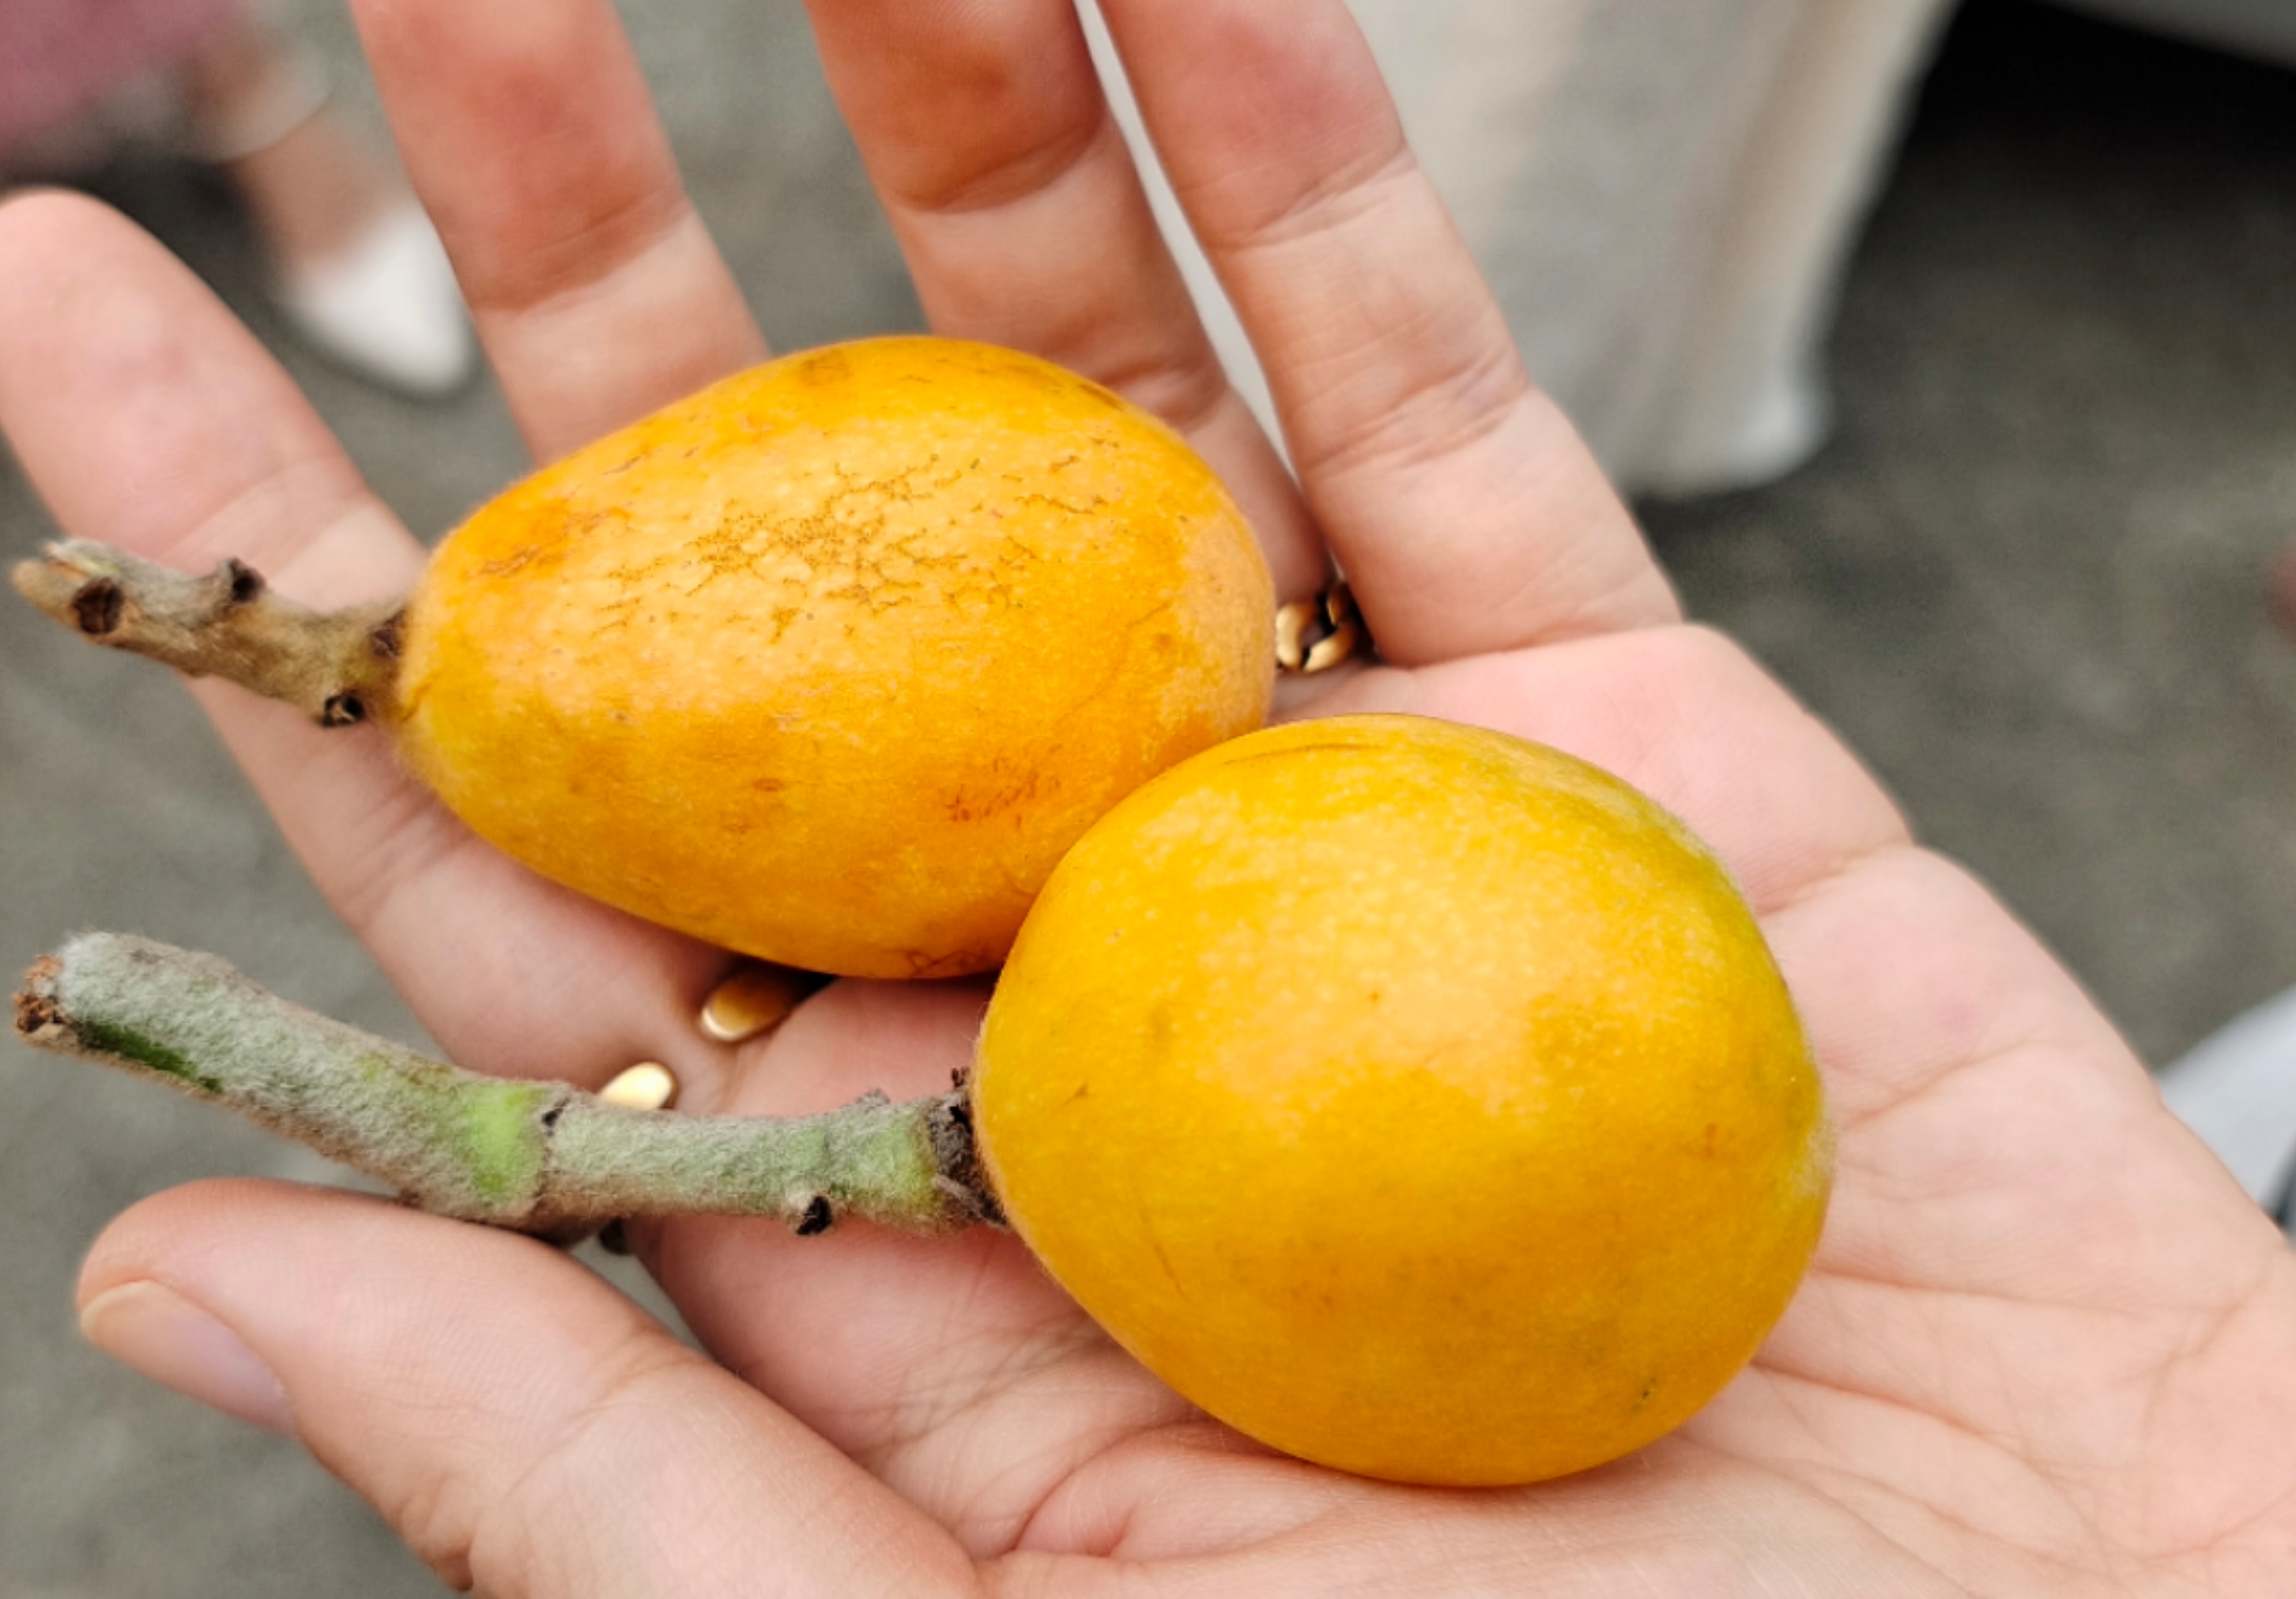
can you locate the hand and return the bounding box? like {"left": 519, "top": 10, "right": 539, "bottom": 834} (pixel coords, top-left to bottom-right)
{"left": 6, "top": 2, "right": 2292, "bottom": 1593}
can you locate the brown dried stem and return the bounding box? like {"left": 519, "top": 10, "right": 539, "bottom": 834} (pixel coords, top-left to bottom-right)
{"left": 11, "top": 538, "right": 405, "bottom": 726}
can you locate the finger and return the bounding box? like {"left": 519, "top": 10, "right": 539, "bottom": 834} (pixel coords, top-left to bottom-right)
{"left": 0, "top": 192, "right": 730, "bottom": 1088}
{"left": 350, "top": 0, "right": 767, "bottom": 458}
{"left": 801, "top": 0, "right": 1325, "bottom": 598}
{"left": 1103, "top": 0, "right": 1678, "bottom": 661}
{"left": 77, "top": 1182, "right": 976, "bottom": 1595}
{"left": 0, "top": 191, "right": 403, "bottom": 602}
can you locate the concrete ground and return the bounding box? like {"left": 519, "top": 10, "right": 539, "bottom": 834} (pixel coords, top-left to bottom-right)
{"left": 3, "top": 2, "right": 2292, "bottom": 1593}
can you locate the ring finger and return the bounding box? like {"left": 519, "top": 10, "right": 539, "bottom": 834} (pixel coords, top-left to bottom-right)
{"left": 1103, "top": 0, "right": 1679, "bottom": 662}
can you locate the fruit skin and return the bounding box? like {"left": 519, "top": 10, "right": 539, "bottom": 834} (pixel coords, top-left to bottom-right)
{"left": 392, "top": 337, "right": 1273, "bottom": 978}
{"left": 971, "top": 715, "right": 1832, "bottom": 1486}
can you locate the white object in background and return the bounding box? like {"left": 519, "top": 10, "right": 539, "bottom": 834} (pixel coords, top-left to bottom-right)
{"left": 272, "top": 196, "right": 476, "bottom": 398}
{"left": 1078, "top": 2, "right": 1280, "bottom": 452}
{"left": 2158, "top": 982, "right": 2296, "bottom": 1212}
{"left": 1091, "top": 0, "right": 1955, "bottom": 497}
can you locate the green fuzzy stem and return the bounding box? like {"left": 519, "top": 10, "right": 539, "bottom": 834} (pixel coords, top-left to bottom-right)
{"left": 13, "top": 933, "right": 998, "bottom": 1236}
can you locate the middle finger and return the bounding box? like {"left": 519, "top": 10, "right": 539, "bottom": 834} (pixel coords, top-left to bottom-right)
{"left": 802, "top": 0, "right": 1327, "bottom": 598}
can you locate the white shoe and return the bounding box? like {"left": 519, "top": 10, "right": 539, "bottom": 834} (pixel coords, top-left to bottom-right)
{"left": 272, "top": 198, "right": 477, "bottom": 398}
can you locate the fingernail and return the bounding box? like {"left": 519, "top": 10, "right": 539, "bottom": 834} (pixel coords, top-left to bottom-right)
{"left": 699, "top": 963, "right": 820, "bottom": 1043}
{"left": 81, "top": 1281, "right": 296, "bottom": 1438}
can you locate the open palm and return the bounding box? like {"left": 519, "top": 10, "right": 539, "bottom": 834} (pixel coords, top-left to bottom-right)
{"left": 5, "top": 2, "right": 2292, "bottom": 1593}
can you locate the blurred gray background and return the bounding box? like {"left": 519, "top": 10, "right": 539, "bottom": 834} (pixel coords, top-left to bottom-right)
{"left": 4, "top": 1, "right": 2294, "bottom": 1593}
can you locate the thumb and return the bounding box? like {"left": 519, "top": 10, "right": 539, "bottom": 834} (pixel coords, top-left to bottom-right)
{"left": 76, "top": 1179, "right": 976, "bottom": 1597}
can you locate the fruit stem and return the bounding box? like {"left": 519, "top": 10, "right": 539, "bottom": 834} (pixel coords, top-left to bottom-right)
{"left": 11, "top": 539, "right": 405, "bottom": 727}
{"left": 12, "top": 933, "right": 999, "bottom": 1237}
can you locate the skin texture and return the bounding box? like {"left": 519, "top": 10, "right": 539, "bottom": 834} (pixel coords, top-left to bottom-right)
{"left": 3, "top": 1, "right": 2295, "bottom": 1593}
{"left": 395, "top": 335, "right": 1272, "bottom": 977}
{"left": 975, "top": 715, "right": 1832, "bottom": 1485}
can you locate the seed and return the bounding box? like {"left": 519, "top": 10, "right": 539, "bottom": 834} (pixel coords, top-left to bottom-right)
{"left": 1275, "top": 581, "right": 1367, "bottom": 675}
{"left": 699, "top": 963, "right": 820, "bottom": 1043}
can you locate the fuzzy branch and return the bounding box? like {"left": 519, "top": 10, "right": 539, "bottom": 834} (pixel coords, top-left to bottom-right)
{"left": 11, "top": 539, "right": 405, "bottom": 726}
{"left": 13, "top": 934, "right": 998, "bottom": 1236}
